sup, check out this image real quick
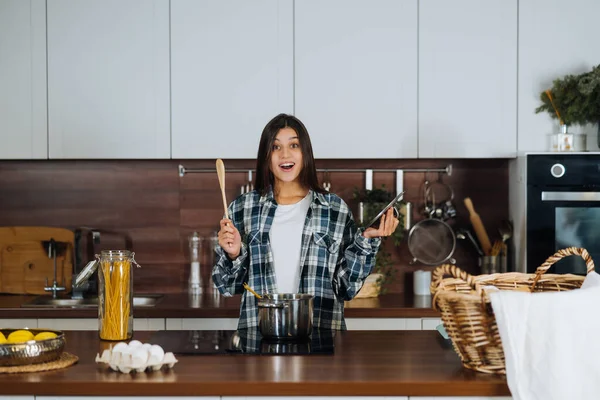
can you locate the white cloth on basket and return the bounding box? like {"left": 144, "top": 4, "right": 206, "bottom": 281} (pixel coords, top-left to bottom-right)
{"left": 489, "top": 272, "right": 600, "bottom": 400}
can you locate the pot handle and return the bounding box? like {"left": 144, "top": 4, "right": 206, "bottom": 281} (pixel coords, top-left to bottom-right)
{"left": 258, "top": 302, "right": 289, "bottom": 309}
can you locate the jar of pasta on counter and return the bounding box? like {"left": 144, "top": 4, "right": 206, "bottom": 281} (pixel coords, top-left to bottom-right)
{"left": 75, "top": 250, "right": 141, "bottom": 341}
{"left": 96, "top": 250, "right": 140, "bottom": 341}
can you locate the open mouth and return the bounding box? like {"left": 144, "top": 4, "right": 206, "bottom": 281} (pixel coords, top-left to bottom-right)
{"left": 279, "top": 162, "right": 295, "bottom": 171}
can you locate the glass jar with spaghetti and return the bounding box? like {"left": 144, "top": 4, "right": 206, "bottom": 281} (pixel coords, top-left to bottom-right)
{"left": 97, "top": 250, "right": 139, "bottom": 341}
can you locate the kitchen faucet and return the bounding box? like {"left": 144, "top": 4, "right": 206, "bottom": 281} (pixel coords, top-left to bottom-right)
{"left": 44, "top": 238, "right": 66, "bottom": 299}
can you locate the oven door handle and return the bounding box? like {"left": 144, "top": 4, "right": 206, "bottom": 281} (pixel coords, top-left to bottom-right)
{"left": 541, "top": 191, "right": 600, "bottom": 201}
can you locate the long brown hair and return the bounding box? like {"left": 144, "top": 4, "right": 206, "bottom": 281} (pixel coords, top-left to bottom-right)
{"left": 255, "top": 114, "right": 324, "bottom": 196}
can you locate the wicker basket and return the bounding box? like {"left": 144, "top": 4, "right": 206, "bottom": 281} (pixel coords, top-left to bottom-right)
{"left": 430, "top": 247, "right": 595, "bottom": 374}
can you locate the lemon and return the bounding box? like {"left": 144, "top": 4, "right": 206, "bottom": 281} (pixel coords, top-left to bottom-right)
{"left": 34, "top": 332, "right": 58, "bottom": 341}
{"left": 0, "top": 332, "right": 5, "bottom": 342}
{"left": 7, "top": 330, "right": 34, "bottom": 343}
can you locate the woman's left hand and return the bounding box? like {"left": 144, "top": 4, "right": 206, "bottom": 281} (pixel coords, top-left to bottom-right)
{"left": 362, "top": 207, "right": 400, "bottom": 238}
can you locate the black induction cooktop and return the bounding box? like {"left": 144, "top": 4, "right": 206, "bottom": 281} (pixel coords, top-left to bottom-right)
{"left": 149, "top": 329, "right": 335, "bottom": 355}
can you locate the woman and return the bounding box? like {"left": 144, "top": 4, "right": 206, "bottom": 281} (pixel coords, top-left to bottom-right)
{"left": 212, "top": 113, "right": 399, "bottom": 330}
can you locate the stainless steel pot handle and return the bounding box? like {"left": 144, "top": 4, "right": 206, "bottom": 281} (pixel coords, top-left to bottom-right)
{"left": 258, "top": 302, "right": 289, "bottom": 309}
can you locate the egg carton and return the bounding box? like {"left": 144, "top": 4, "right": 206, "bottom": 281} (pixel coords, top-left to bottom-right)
{"left": 95, "top": 340, "right": 178, "bottom": 373}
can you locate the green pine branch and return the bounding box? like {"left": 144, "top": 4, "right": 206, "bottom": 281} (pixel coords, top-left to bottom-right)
{"left": 535, "top": 64, "right": 600, "bottom": 126}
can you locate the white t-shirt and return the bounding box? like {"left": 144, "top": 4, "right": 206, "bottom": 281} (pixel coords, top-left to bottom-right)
{"left": 269, "top": 193, "right": 312, "bottom": 293}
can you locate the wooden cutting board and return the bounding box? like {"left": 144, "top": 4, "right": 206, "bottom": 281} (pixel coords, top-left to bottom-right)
{"left": 0, "top": 227, "right": 74, "bottom": 295}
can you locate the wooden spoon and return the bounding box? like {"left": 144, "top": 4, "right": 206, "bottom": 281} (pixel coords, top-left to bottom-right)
{"left": 216, "top": 159, "right": 229, "bottom": 219}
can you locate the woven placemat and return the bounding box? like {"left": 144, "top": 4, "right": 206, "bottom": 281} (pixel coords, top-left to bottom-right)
{"left": 0, "top": 352, "right": 78, "bottom": 374}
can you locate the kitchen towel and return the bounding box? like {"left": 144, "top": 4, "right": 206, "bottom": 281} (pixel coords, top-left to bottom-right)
{"left": 489, "top": 272, "right": 600, "bottom": 400}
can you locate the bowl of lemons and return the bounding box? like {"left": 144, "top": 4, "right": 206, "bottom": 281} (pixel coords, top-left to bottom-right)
{"left": 0, "top": 328, "right": 65, "bottom": 366}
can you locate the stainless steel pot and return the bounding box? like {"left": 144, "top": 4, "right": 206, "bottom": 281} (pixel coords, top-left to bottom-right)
{"left": 257, "top": 293, "right": 313, "bottom": 339}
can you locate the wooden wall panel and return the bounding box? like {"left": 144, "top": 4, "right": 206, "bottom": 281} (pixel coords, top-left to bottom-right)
{"left": 0, "top": 159, "right": 508, "bottom": 294}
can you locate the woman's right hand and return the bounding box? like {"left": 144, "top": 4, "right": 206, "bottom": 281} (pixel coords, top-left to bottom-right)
{"left": 218, "top": 218, "right": 242, "bottom": 259}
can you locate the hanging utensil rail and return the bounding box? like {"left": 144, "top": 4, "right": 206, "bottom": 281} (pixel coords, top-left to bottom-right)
{"left": 178, "top": 164, "right": 452, "bottom": 177}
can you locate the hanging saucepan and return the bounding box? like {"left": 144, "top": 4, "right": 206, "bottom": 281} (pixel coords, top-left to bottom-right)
{"left": 407, "top": 218, "right": 456, "bottom": 265}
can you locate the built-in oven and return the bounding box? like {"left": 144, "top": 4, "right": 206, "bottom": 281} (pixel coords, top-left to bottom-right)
{"left": 527, "top": 154, "right": 600, "bottom": 274}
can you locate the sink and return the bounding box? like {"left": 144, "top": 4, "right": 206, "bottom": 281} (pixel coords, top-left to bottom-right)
{"left": 22, "top": 294, "right": 163, "bottom": 308}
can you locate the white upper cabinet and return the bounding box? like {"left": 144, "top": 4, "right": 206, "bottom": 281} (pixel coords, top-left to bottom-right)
{"left": 47, "top": 0, "right": 170, "bottom": 159}
{"left": 419, "top": 0, "right": 517, "bottom": 158}
{"left": 518, "top": 0, "right": 600, "bottom": 153}
{"left": 171, "top": 0, "right": 293, "bottom": 159}
{"left": 295, "top": 0, "right": 418, "bottom": 159}
{"left": 0, "top": 0, "right": 47, "bottom": 159}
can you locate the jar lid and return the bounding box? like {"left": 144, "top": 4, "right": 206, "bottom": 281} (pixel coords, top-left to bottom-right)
{"left": 74, "top": 259, "right": 99, "bottom": 288}
{"left": 100, "top": 249, "right": 133, "bottom": 259}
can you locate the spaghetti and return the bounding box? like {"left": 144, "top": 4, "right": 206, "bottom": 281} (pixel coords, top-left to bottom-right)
{"left": 99, "top": 258, "right": 132, "bottom": 341}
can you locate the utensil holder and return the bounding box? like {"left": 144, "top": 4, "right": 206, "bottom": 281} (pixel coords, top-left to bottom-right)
{"left": 479, "top": 255, "right": 507, "bottom": 274}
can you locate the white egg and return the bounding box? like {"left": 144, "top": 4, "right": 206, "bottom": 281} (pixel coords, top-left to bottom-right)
{"left": 141, "top": 343, "right": 152, "bottom": 351}
{"left": 117, "top": 353, "right": 133, "bottom": 373}
{"left": 128, "top": 339, "right": 143, "bottom": 348}
{"left": 130, "top": 347, "right": 149, "bottom": 369}
{"left": 150, "top": 364, "right": 163, "bottom": 371}
{"left": 111, "top": 342, "right": 128, "bottom": 353}
{"left": 118, "top": 364, "right": 132, "bottom": 374}
{"left": 147, "top": 344, "right": 165, "bottom": 366}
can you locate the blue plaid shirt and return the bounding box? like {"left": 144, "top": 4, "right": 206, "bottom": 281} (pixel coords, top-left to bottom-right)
{"left": 212, "top": 189, "right": 381, "bottom": 330}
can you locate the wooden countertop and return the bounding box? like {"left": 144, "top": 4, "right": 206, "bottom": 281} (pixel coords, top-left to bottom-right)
{"left": 0, "top": 293, "right": 440, "bottom": 319}
{"left": 0, "top": 330, "right": 509, "bottom": 397}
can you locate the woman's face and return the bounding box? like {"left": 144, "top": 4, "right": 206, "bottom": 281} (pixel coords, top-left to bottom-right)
{"left": 269, "top": 127, "right": 303, "bottom": 185}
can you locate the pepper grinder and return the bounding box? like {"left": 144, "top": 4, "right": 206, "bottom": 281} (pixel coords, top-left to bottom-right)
{"left": 188, "top": 232, "right": 202, "bottom": 293}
